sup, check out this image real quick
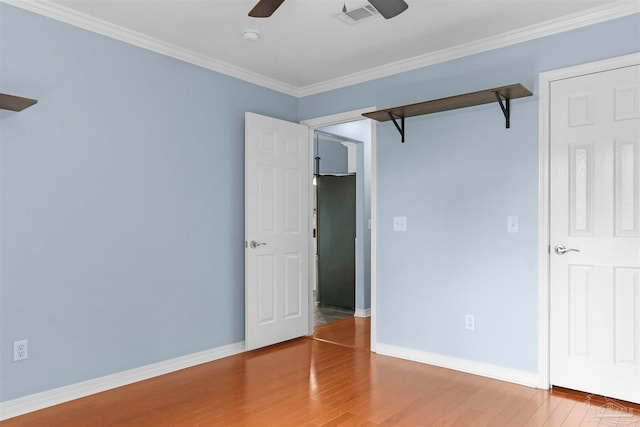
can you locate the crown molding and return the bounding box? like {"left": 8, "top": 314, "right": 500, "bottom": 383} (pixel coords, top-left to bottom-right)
{"left": 2, "top": 0, "right": 638, "bottom": 99}
{"left": 297, "top": 1, "right": 640, "bottom": 97}
{"left": 1, "top": 0, "right": 300, "bottom": 97}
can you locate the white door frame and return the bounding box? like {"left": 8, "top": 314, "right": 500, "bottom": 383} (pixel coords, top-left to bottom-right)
{"left": 537, "top": 52, "right": 640, "bottom": 389}
{"left": 301, "top": 107, "right": 378, "bottom": 351}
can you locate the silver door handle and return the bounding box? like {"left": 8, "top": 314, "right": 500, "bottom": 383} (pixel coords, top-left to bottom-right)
{"left": 554, "top": 244, "right": 580, "bottom": 255}
{"left": 250, "top": 240, "right": 267, "bottom": 249}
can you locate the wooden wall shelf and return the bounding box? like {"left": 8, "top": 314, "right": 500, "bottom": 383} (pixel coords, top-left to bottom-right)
{"left": 362, "top": 83, "right": 532, "bottom": 142}
{"left": 0, "top": 93, "right": 38, "bottom": 112}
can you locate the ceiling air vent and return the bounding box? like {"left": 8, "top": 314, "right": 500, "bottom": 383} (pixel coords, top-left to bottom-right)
{"left": 336, "top": 4, "right": 379, "bottom": 25}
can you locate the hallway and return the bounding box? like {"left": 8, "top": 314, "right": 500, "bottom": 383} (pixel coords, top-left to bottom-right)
{"left": 314, "top": 304, "right": 354, "bottom": 326}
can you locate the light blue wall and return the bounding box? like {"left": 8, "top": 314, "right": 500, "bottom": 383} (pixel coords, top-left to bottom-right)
{"left": 315, "top": 137, "right": 348, "bottom": 174}
{"left": 0, "top": 4, "right": 297, "bottom": 402}
{"left": 300, "top": 13, "right": 640, "bottom": 373}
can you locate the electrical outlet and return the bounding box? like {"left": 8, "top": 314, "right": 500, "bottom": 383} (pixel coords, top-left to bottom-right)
{"left": 465, "top": 314, "right": 475, "bottom": 331}
{"left": 507, "top": 216, "right": 520, "bottom": 233}
{"left": 393, "top": 216, "right": 407, "bottom": 231}
{"left": 13, "top": 339, "right": 28, "bottom": 361}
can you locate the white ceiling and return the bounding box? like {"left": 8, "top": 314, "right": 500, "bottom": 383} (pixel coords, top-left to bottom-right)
{"left": 9, "top": 0, "right": 639, "bottom": 95}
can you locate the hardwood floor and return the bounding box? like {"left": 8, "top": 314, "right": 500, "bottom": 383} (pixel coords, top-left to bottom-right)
{"left": 313, "top": 317, "right": 370, "bottom": 351}
{"left": 2, "top": 317, "right": 639, "bottom": 426}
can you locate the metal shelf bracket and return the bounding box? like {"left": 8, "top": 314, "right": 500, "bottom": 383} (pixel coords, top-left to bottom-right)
{"left": 388, "top": 112, "right": 405, "bottom": 143}
{"left": 494, "top": 92, "right": 510, "bottom": 129}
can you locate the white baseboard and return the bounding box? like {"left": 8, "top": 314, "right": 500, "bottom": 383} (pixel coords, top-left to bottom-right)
{"left": 1, "top": 340, "right": 539, "bottom": 420}
{"left": 375, "top": 343, "right": 539, "bottom": 389}
{"left": 354, "top": 308, "right": 371, "bottom": 318}
{"left": 0, "top": 341, "right": 245, "bottom": 421}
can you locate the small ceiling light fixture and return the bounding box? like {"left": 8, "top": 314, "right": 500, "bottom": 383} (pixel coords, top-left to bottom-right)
{"left": 242, "top": 29, "right": 261, "bottom": 41}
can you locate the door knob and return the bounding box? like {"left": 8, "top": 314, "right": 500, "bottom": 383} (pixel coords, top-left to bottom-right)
{"left": 250, "top": 240, "right": 267, "bottom": 249}
{"left": 554, "top": 244, "right": 580, "bottom": 255}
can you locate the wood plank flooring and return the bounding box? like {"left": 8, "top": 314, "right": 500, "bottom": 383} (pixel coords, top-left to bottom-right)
{"left": 313, "top": 317, "right": 370, "bottom": 351}
{"left": 2, "top": 317, "right": 639, "bottom": 426}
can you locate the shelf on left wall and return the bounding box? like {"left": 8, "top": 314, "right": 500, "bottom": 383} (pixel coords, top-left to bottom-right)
{"left": 0, "top": 93, "right": 38, "bottom": 111}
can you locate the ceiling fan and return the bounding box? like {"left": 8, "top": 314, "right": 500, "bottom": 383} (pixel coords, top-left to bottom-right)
{"left": 249, "top": 0, "right": 409, "bottom": 19}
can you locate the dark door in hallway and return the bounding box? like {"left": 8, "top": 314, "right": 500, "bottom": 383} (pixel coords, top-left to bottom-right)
{"left": 317, "top": 174, "right": 356, "bottom": 309}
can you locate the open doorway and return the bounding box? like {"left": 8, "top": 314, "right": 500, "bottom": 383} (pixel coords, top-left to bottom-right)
{"left": 310, "top": 121, "right": 372, "bottom": 328}
{"left": 313, "top": 130, "right": 358, "bottom": 326}
{"left": 302, "top": 108, "right": 377, "bottom": 351}
{"left": 244, "top": 109, "right": 375, "bottom": 352}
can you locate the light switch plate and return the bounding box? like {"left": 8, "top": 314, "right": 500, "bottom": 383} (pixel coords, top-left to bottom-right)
{"left": 393, "top": 216, "right": 407, "bottom": 231}
{"left": 507, "top": 216, "right": 519, "bottom": 233}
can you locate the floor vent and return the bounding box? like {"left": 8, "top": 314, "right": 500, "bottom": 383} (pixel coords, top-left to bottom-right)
{"left": 336, "top": 4, "right": 379, "bottom": 24}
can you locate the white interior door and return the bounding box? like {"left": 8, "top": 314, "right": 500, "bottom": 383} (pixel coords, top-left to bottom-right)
{"left": 550, "top": 65, "right": 640, "bottom": 402}
{"left": 245, "top": 112, "right": 310, "bottom": 351}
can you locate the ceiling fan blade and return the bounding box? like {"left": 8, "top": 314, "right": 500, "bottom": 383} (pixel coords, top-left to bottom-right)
{"left": 367, "top": 0, "right": 408, "bottom": 19}
{"left": 249, "top": 0, "right": 285, "bottom": 17}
